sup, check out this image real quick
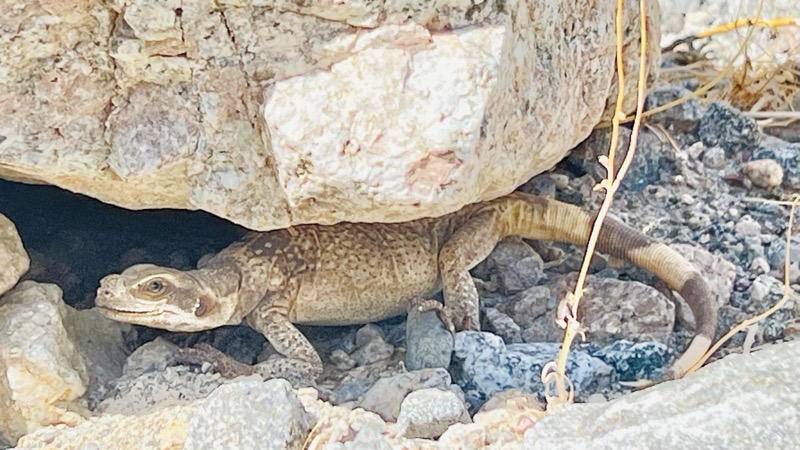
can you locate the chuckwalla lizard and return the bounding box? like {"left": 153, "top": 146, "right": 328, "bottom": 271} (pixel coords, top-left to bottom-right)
{"left": 96, "top": 192, "right": 716, "bottom": 382}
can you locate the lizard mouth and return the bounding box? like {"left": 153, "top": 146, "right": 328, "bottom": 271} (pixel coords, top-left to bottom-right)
{"left": 96, "top": 306, "right": 164, "bottom": 316}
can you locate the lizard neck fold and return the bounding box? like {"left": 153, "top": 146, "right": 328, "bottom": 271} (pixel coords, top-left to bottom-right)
{"left": 188, "top": 267, "right": 245, "bottom": 325}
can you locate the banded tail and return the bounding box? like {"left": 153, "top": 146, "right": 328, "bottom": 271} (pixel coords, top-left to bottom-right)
{"left": 487, "top": 192, "right": 716, "bottom": 380}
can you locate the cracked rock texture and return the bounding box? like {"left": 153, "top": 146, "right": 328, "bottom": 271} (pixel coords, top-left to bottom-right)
{"left": 0, "top": 0, "right": 659, "bottom": 231}
{"left": 0, "top": 282, "right": 87, "bottom": 443}
{"left": 0, "top": 214, "right": 28, "bottom": 297}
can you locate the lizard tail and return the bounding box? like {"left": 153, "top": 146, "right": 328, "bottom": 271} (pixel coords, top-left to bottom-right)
{"left": 494, "top": 192, "right": 716, "bottom": 380}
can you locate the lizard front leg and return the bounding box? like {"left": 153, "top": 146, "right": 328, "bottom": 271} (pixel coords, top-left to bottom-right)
{"left": 438, "top": 211, "right": 503, "bottom": 330}
{"left": 245, "top": 303, "right": 324, "bottom": 382}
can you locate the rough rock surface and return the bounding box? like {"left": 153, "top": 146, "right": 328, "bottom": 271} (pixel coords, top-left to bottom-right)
{"left": 185, "top": 380, "right": 313, "bottom": 450}
{"left": 524, "top": 341, "right": 800, "bottom": 449}
{"left": 0, "top": 214, "right": 28, "bottom": 297}
{"left": 15, "top": 342, "right": 799, "bottom": 449}
{"left": 0, "top": 282, "right": 88, "bottom": 443}
{"left": 0, "top": 0, "right": 659, "bottom": 230}
{"left": 394, "top": 388, "right": 471, "bottom": 439}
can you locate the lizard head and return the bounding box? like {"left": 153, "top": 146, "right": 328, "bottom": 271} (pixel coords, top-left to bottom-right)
{"left": 95, "top": 264, "right": 239, "bottom": 332}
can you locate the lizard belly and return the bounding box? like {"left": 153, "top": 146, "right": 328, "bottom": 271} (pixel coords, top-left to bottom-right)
{"left": 287, "top": 224, "right": 441, "bottom": 326}
{"left": 290, "top": 263, "right": 440, "bottom": 325}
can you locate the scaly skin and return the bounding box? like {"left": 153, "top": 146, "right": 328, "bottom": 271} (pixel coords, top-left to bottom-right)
{"left": 96, "top": 192, "right": 716, "bottom": 382}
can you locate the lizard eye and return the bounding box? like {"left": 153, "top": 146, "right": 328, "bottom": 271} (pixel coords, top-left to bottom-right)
{"left": 145, "top": 279, "right": 166, "bottom": 294}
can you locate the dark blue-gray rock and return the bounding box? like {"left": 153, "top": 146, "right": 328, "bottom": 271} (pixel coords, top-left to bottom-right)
{"left": 699, "top": 102, "right": 762, "bottom": 154}
{"left": 451, "top": 332, "right": 613, "bottom": 408}
{"left": 405, "top": 302, "right": 454, "bottom": 371}
{"left": 184, "top": 379, "right": 312, "bottom": 450}
{"left": 523, "top": 341, "right": 800, "bottom": 449}
{"left": 750, "top": 137, "right": 800, "bottom": 189}
{"left": 590, "top": 341, "right": 672, "bottom": 381}
{"left": 643, "top": 86, "right": 705, "bottom": 134}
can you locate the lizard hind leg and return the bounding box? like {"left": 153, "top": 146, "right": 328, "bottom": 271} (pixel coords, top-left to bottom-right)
{"left": 438, "top": 211, "right": 504, "bottom": 331}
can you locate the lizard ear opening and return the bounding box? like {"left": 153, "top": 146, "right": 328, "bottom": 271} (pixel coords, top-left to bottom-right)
{"left": 194, "top": 295, "right": 216, "bottom": 317}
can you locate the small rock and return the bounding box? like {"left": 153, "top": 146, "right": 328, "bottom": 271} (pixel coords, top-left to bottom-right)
{"left": 351, "top": 325, "right": 395, "bottom": 366}
{"left": 500, "top": 275, "right": 675, "bottom": 346}
{"left": 185, "top": 379, "right": 313, "bottom": 450}
{"left": 97, "top": 366, "right": 224, "bottom": 415}
{"left": 356, "top": 368, "right": 453, "bottom": 421}
{"left": 699, "top": 102, "right": 762, "bottom": 154}
{"left": 741, "top": 159, "right": 784, "bottom": 189}
{"left": 750, "top": 137, "right": 800, "bottom": 189}
{"left": 121, "top": 338, "right": 181, "bottom": 379}
{"left": 750, "top": 257, "right": 770, "bottom": 275}
{"left": 395, "top": 388, "right": 471, "bottom": 439}
{"left": 472, "top": 237, "right": 544, "bottom": 294}
{"left": 734, "top": 215, "right": 762, "bottom": 237}
{"left": 701, "top": 146, "right": 726, "bottom": 169}
{"left": 328, "top": 349, "right": 356, "bottom": 371}
{"left": 766, "top": 237, "right": 800, "bottom": 282}
{"left": 481, "top": 307, "right": 522, "bottom": 343}
{"left": 405, "top": 302, "right": 454, "bottom": 370}
{"left": 569, "top": 127, "right": 674, "bottom": 192}
{"left": 748, "top": 275, "right": 796, "bottom": 314}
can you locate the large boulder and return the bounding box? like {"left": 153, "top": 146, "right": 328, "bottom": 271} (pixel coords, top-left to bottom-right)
{"left": 0, "top": 1, "right": 660, "bottom": 230}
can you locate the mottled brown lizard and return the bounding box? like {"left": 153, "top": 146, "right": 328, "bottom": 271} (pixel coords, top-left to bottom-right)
{"left": 95, "top": 192, "right": 716, "bottom": 382}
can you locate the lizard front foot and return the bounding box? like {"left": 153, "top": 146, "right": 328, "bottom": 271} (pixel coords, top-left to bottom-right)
{"left": 171, "top": 343, "right": 259, "bottom": 378}
{"left": 405, "top": 298, "right": 456, "bottom": 370}
{"left": 170, "top": 343, "right": 319, "bottom": 385}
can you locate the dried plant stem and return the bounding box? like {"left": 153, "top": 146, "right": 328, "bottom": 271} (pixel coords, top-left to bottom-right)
{"left": 595, "top": 0, "right": 768, "bottom": 128}
{"left": 695, "top": 17, "right": 799, "bottom": 39}
{"left": 546, "top": 0, "right": 650, "bottom": 407}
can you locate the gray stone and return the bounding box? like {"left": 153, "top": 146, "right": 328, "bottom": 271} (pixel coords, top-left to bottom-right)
{"left": 452, "top": 332, "right": 613, "bottom": 407}
{"left": 701, "top": 146, "right": 726, "bottom": 169}
{"left": 524, "top": 341, "right": 800, "bottom": 449}
{"left": 643, "top": 85, "right": 705, "bottom": 133}
{"left": 395, "top": 388, "right": 471, "bottom": 439}
{"left": 751, "top": 137, "right": 800, "bottom": 189}
{"left": 741, "top": 159, "right": 784, "bottom": 189}
{"left": 472, "top": 237, "right": 545, "bottom": 295}
{"left": 356, "top": 368, "right": 453, "bottom": 422}
{"left": 699, "top": 102, "right": 762, "bottom": 154}
{"left": 500, "top": 275, "right": 675, "bottom": 346}
{"left": 405, "top": 304, "right": 454, "bottom": 371}
{"left": 185, "top": 379, "right": 313, "bottom": 450}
